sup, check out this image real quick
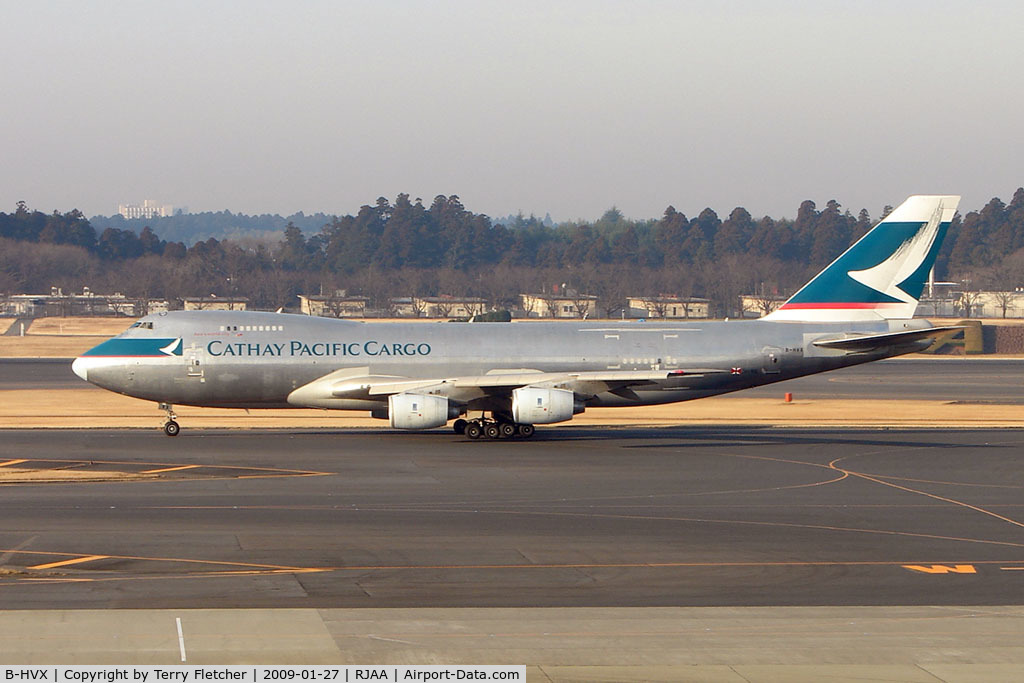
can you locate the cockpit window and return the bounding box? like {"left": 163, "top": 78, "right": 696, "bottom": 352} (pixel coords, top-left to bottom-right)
{"left": 130, "top": 321, "right": 154, "bottom": 329}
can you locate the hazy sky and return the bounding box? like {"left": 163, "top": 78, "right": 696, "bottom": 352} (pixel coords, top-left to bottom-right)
{"left": 3, "top": 1, "right": 1022, "bottom": 222}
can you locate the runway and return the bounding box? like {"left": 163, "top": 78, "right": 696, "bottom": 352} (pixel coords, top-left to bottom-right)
{"left": 4, "top": 357, "right": 1024, "bottom": 401}
{"left": 1, "top": 427, "right": 1022, "bottom": 610}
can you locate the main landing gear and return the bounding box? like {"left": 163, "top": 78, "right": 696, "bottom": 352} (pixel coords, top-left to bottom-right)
{"left": 159, "top": 403, "right": 180, "bottom": 437}
{"left": 453, "top": 417, "right": 535, "bottom": 440}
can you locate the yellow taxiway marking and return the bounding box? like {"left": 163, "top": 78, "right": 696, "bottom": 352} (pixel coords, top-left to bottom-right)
{"left": 0, "top": 458, "right": 331, "bottom": 480}
{"left": 903, "top": 564, "right": 977, "bottom": 574}
{"left": 29, "top": 555, "right": 109, "bottom": 570}
{"left": 140, "top": 465, "right": 202, "bottom": 474}
{"left": 2, "top": 548, "right": 327, "bottom": 575}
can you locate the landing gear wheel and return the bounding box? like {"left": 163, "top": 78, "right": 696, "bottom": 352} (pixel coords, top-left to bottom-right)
{"left": 499, "top": 422, "right": 516, "bottom": 438}
{"left": 453, "top": 419, "right": 468, "bottom": 435}
{"left": 516, "top": 424, "right": 535, "bottom": 438}
{"left": 465, "top": 422, "right": 483, "bottom": 440}
{"left": 159, "top": 402, "right": 179, "bottom": 436}
{"left": 484, "top": 423, "right": 501, "bottom": 439}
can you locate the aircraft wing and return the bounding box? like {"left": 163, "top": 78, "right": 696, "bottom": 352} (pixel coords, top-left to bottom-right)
{"left": 288, "top": 367, "right": 730, "bottom": 407}
{"left": 810, "top": 326, "right": 963, "bottom": 352}
{"left": 358, "top": 368, "right": 730, "bottom": 398}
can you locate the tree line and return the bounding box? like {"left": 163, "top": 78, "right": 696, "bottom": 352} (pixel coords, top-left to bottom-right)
{"left": 3, "top": 190, "right": 1024, "bottom": 317}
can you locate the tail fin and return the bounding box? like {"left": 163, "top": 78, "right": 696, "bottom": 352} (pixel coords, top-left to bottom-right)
{"left": 762, "top": 195, "right": 960, "bottom": 322}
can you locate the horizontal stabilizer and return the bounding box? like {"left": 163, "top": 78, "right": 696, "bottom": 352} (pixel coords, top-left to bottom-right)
{"left": 811, "top": 326, "right": 963, "bottom": 352}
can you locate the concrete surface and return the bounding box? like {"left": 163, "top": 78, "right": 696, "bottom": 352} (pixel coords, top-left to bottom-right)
{"left": 0, "top": 607, "right": 1021, "bottom": 681}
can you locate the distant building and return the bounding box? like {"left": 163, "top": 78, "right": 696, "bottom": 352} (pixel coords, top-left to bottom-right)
{"left": 970, "top": 290, "right": 1024, "bottom": 318}
{"left": 412, "top": 296, "right": 488, "bottom": 318}
{"left": 182, "top": 296, "right": 248, "bottom": 311}
{"left": 520, "top": 293, "right": 598, "bottom": 319}
{"left": 386, "top": 296, "right": 489, "bottom": 318}
{"left": 2, "top": 287, "right": 140, "bottom": 317}
{"left": 299, "top": 294, "right": 369, "bottom": 318}
{"left": 389, "top": 297, "right": 418, "bottom": 317}
{"left": 918, "top": 287, "right": 1024, "bottom": 318}
{"left": 117, "top": 200, "right": 175, "bottom": 220}
{"left": 627, "top": 296, "right": 710, "bottom": 319}
{"left": 739, "top": 294, "right": 787, "bottom": 318}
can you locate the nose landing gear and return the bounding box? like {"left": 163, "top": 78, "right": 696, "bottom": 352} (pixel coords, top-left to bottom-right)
{"left": 159, "top": 402, "right": 180, "bottom": 437}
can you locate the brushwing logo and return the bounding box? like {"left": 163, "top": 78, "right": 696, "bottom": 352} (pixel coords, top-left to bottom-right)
{"left": 846, "top": 200, "right": 945, "bottom": 305}
{"left": 160, "top": 338, "right": 183, "bottom": 356}
{"left": 763, "top": 195, "right": 960, "bottom": 321}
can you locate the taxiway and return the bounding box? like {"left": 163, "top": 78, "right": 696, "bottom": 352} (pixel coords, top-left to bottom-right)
{"left": 1, "top": 427, "right": 1021, "bottom": 609}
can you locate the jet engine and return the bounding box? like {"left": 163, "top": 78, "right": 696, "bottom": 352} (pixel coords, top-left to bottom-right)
{"left": 381, "top": 393, "right": 460, "bottom": 430}
{"left": 512, "top": 387, "right": 582, "bottom": 424}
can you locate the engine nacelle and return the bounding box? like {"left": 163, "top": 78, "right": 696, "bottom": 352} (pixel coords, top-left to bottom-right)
{"left": 383, "top": 393, "right": 459, "bottom": 430}
{"left": 512, "top": 387, "right": 580, "bottom": 425}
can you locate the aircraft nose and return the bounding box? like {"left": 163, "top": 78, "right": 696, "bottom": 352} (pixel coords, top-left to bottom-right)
{"left": 72, "top": 356, "right": 88, "bottom": 381}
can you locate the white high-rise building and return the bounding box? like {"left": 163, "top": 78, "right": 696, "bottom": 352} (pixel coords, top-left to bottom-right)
{"left": 117, "top": 200, "right": 175, "bottom": 219}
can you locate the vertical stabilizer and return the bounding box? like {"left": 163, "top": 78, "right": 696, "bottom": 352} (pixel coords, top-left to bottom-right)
{"left": 762, "top": 195, "right": 960, "bottom": 322}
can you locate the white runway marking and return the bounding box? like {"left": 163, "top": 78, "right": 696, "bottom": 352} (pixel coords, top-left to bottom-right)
{"left": 176, "top": 617, "right": 187, "bottom": 662}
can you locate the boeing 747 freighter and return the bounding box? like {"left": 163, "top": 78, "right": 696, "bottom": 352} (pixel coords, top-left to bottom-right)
{"left": 73, "top": 195, "right": 961, "bottom": 439}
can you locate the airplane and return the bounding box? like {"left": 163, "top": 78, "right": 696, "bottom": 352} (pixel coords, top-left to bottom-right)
{"left": 73, "top": 194, "right": 962, "bottom": 439}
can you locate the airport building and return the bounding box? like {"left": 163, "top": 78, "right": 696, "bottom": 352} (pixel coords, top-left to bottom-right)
{"left": 740, "top": 294, "right": 787, "bottom": 318}
{"left": 520, "top": 292, "right": 600, "bottom": 319}
{"left": 403, "top": 296, "right": 488, "bottom": 318}
{"left": 2, "top": 287, "right": 140, "bottom": 317}
{"left": 117, "top": 200, "right": 176, "bottom": 220}
{"left": 627, "top": 296, "right": 710, "bottom": 319}
{"left": 181, "top": 296, "right": 249, "bottom": 311}
{"left": 298, "top": 294, "right": 370, "bottom": 318}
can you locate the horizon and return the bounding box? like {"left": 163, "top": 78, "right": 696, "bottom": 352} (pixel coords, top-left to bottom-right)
{"left": 3, "top": 2, "right": 1022, "bottom": 222}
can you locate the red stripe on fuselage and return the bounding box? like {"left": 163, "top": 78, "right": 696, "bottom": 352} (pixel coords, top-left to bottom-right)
{"left": 778, "top": 302, "right": 903, "bottom": 310}
{"left": 79, "top": 354, "right": 171, "bottom": 358}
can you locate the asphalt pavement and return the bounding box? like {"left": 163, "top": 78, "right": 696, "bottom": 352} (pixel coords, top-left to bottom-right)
{"left": 1, "top": 426, "right": 1021, "bottom": 610}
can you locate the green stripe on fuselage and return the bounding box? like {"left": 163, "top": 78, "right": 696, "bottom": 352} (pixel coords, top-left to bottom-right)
{"left": 81, "top": 338, "right": 181, "bottom": 357}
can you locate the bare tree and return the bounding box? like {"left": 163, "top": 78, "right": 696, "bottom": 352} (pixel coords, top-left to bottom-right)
{"left": 543, "top": 296, "right": 560, "bottom": 318}
{"left": 355, "top": 266, "right": 395, "bottom": 315}
{"left": 749, "top": 282, "right": 783, "bottom": 317}
{"left": 991, "top": 290, "right": 1017, "bottom": 318}
{"left": 641, "top": 297, "right": 668, "bottom": 318}
{"left": 472, "top": 264, "right": 521, "bottom": 311}
{"left": 464, "top": 299, "right": 487, "bottom": 317}
{"left": 957, "top": 289, "right": 982, "bottom": 317}
{"left": 323, "top": 297, "right": 349, "bottom": 318}
{"left": 590, "top": 266, "right": 631, "bottom": 318}
{"left": 409, "top": 297, "right": 428, "bottom": 318}
{"left": 570, "top": 293, "right": 594, "bottom": 319}
{"left": 979, "top": 263, "right": 1020, "bottom": 318}
{"left": 433, "top": 299, "right": 454, "bottom": 318}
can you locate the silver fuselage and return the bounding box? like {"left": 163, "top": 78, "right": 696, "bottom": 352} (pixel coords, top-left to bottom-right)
{"left": 74, "top": 310, "right": 932, "bottom": 412}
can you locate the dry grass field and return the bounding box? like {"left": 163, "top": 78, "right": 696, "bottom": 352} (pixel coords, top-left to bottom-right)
{"left": 25, "top": 317, "right": 133, "bottom": 336}
{"left": 0, "top": 317, "right": 132, "bottom": 357}
{"left": 1, "top": 388, "right": 1021, "bottom": 430}
{"left": 0, "top": 336, "right": 109, "bottom": 358}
